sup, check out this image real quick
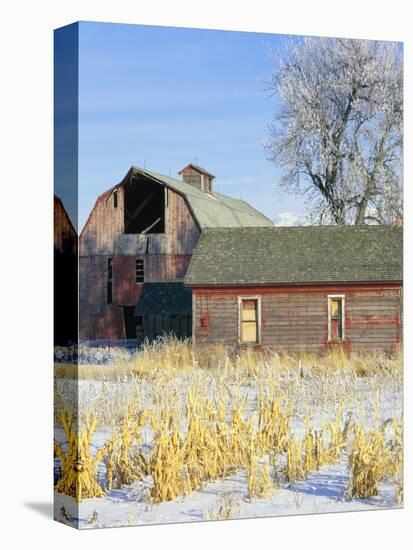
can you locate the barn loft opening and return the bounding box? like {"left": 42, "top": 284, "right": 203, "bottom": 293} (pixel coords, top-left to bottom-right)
{"left": 124, "top": 176, "right": 165, "bottom": 234}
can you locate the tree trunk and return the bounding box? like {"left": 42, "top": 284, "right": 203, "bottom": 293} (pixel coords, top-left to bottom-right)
{"left": 355, "top": 198, "right": 368, "bottom": 224}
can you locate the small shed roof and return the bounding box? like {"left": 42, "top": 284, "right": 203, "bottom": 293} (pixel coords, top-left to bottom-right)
{"left": 184, "top": 226, "right": 403, "bottom": 286}
{"left": 135, "top": 282, "right": 192, "bottom": 316}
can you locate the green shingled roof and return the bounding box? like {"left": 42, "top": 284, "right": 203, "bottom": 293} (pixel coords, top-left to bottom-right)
{"left": 184, "top": 226, "right": 403, "bottom": 286}
{"left": 132, "top": 167, "right": 273, "bottom": 228}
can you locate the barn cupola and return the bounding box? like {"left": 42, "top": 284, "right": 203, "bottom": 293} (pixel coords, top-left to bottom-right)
{"left": 178, "top": 163, "right": 215, "bottom": 193}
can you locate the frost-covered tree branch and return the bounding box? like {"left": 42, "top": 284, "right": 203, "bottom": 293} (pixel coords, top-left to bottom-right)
{"left": 264, "top": 37, "right": 403, "bottom": 225}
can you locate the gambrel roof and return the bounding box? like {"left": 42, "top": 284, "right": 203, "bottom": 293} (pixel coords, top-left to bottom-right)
{"left": 83, "top": 167, "right": 272, "bottom": 234}
{"left": 137, "top": 168, "right": 272, "bottom": 228}
{"left": 94, "top": 167, "right": 273, "bottom": 230}
{"left": 184, "top": 226, "right": 403, "bottom": 286}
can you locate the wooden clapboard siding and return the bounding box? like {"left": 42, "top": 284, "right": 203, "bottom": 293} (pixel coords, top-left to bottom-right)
{"left": 79, "top": 254, "right": 192, "bottom": 308}
{"left": 54, "top": 196, "right": 77, "bottom": 255}
{"left": 144, "top": 255, "right": 192, "bottom": 280}
{"left": 192, "top": 284, "right": 402, "bottom": 352}
{"left": 112, "top": 256, "right": 144, "bottom": 306}
{"left": 79, "top": 306, "right": 125, "bottom": 341}
{"left": 79, "top": 256, "right": 107, "bottom": 314}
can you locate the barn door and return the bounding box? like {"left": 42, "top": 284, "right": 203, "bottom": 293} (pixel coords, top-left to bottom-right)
{"left": 123, "top": 306, "right": 143, "bottom": 343}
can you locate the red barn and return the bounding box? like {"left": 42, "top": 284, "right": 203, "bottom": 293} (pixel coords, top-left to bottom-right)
{"left": 79, "top": 165, "right": 272, "bottom": 344}
{"left": 184, "top": 226, "right": 403, "bottom": 353}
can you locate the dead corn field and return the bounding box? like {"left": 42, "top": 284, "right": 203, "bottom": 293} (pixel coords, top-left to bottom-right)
{"left": 54, "top": 338, "right": 403, "bottom": 528}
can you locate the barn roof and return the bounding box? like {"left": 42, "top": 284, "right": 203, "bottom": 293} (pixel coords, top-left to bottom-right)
{"left": 135, "top": 282, "right": 192, "bottom": 315}
{"left": 184, "top": 226, "right": 403, "bottom": 286}
{"left": 131, "top": 167, "right": 273, "bottom": 228}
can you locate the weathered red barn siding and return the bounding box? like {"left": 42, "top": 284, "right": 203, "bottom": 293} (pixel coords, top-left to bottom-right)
{"left": 80, "top": 307, "right": 125, "bottom": 341}
{"left": 79, "top": 180, "right": 200, "bottom": 341}
{"left": 78, "top": 258, "right": 125, "bottom": 341}
{"left": 112, "top": 256, "right": 144, "bottom": 306}
{"left": 192, "top": 283, "right": 402, "bottom": 352}
{"left": 54, "top": 196, "right": 77, "bottom": 255}
{"left": 80, "top": 184, "right": 200, "bottom": 256}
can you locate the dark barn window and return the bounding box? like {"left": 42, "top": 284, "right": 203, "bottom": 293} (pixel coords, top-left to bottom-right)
{"left": 107, "top": 258, "right": 113, "bottom": 304}
{"left": 328, "top": 296, "right": 344, "bottom": 341}
{"left": 124, "top": 177, "right": 165, "bottom": 234}
{"left": 136, "top": 259, "right": 144, "bottom": 283}
{"left": 113, "top": 191, "right": 118, "bottom": 208}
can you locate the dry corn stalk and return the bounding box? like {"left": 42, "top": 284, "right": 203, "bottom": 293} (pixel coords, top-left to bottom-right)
{"left": 103, "top": 406, "right": 148, "bottom": 490}
{"left": 283, "top": 437, "right": 305, "bottom": 483}
{"left": 150, "top": 428, "right": 188, "bottom": 502}
{"left": 246, "top": 441, "right": 273, "bottom": 499}
{"left": 54, "top": 410, "right": 106, "bottom": 502}
{"left": 270, "top": 450, "right": 279, "bottom": 487}
{"left": 303, "top": 427, "right": 323, "bottom": 473}
{"left": 383, "top": 417, "right": 403, "bottom": 503}
{"left": 348, "top": 424, "right": 389, "bottom": 499}
{"left": 256, "top": 393, "right": 291, "bottom": 456}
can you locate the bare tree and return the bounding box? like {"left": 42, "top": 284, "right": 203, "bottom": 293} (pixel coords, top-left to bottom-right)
{"left": 264, "top": 37, "right": 403, "bottom": 225}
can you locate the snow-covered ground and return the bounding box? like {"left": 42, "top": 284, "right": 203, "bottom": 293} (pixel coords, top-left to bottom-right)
{"left": 55, "top": 457, "right": 400, "bottom": 529}
{"left": 54, "top": 356, "right": 402, "bottom": 529}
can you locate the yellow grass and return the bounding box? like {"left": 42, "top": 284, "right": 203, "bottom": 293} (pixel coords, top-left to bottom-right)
{"left": 55, "top": 336, "right": 402, "bottom": 380}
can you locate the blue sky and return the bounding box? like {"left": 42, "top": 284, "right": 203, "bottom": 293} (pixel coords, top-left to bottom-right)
{"left": 77, "top": 22, "right": 305, "bottom": 230}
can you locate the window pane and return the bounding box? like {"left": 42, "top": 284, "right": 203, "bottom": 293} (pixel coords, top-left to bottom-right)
{"left": 331, "top": 318, "right": 342, "bottom": 340}
{"left": 242, "top": 300, "right": 257, "bottom": 321}
{"left": 331, "top": 298, "right": 341, "bottom": 317}
{"left": 242, "top": 321, "right": 257, "bottom": 343}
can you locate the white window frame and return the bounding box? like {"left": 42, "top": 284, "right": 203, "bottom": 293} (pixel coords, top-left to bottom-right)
{"left": 238, "top": 296, "right": 262, "bottom": 345}
{"left": 327, "top": 294, "right": 345, "bottom": 342}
